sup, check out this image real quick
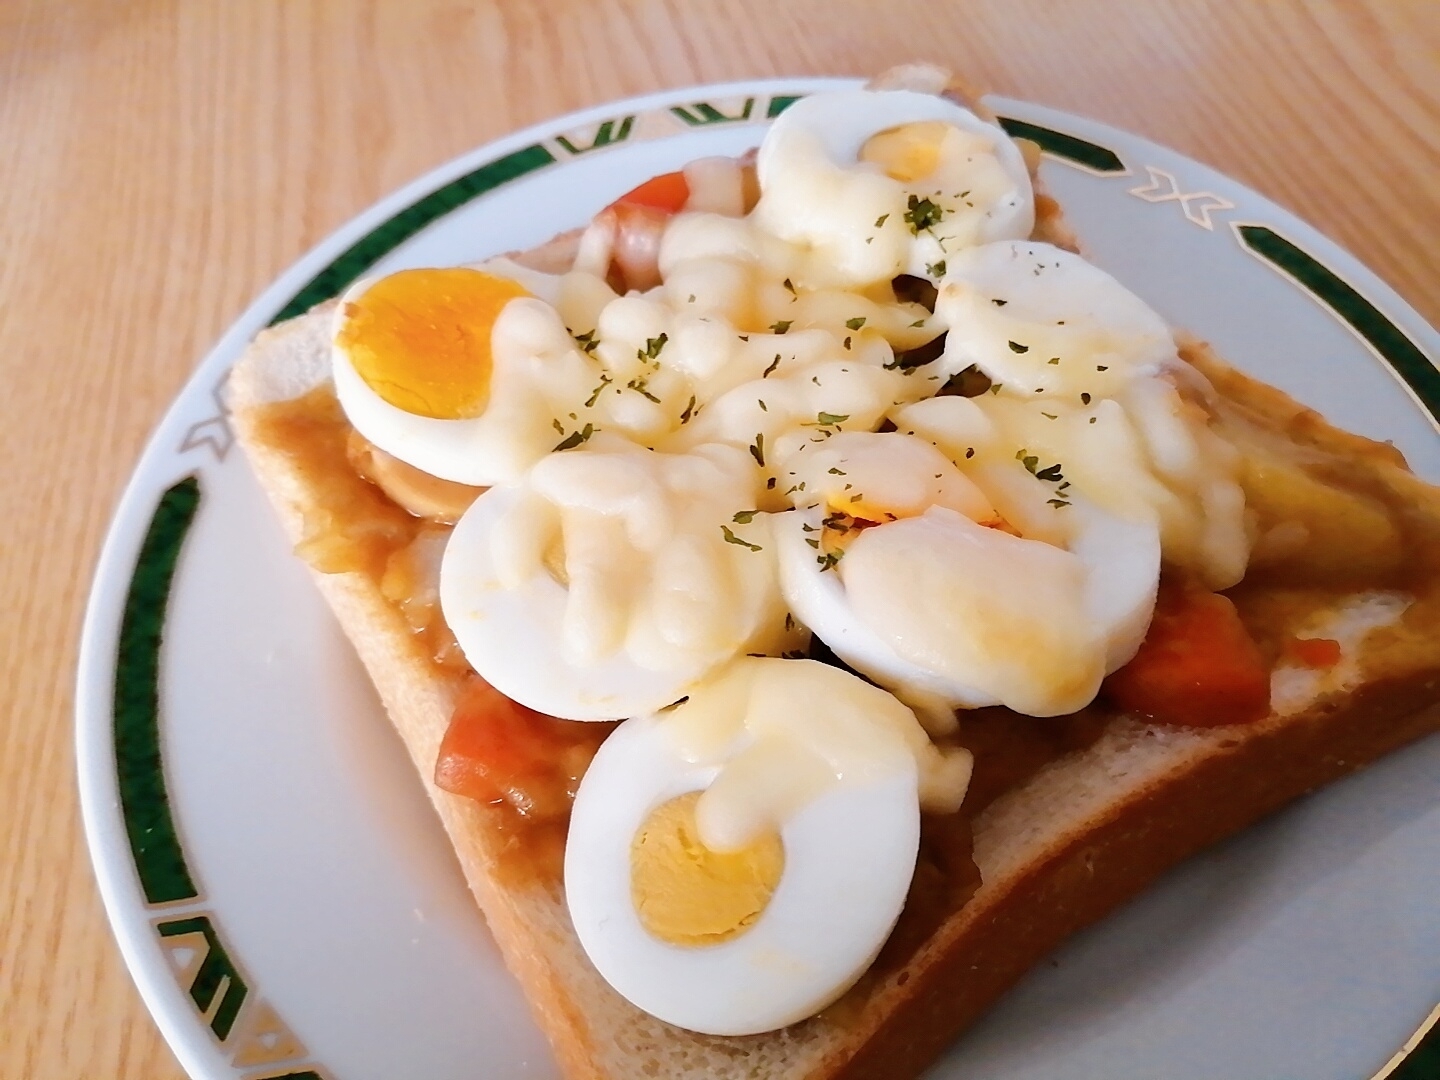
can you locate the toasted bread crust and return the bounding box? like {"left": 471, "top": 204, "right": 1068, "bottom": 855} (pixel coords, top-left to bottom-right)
{"left": 831, "top": 674, "right": 1440, "bottom": 1079}
{"left": 227, "top": 71, "right": 1440, "bottom": 1078}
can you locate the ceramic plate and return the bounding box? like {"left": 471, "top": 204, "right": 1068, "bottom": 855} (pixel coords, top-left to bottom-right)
{"left": 77, "top": 78, "right": 1440, "bottom": 1080}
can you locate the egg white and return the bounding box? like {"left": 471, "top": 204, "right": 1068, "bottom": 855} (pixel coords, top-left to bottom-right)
{"left": 935, "top": 240, "right": 1177, "bottom": 390}
{"left": 440, "top": 484, "right": 725, "bottom": 720}
{"left": 565, "top": 708, "right": 919, "bottom": 1036}
{"left": 776, "top": 504, "right": 1001, "bottom": 723}
{"left": 1061, "top": 496, "right": 1161, "bottom": 672}
{"left": 776, "top": 490, "right": 1160, "bottom": 721}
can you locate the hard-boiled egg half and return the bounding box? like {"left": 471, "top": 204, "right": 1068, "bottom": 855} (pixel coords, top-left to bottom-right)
{"left": 439, "top": 435, "right": 801, "bottom": 720}
{"left": 565, "top": 656, "right": 971, "bottom": 1036}
{"left": 753, "top": 87, "right": 1034, "bottom": 288}
{"left": 773, "top": 431, "right": 1160, "bottom": 725}
{"left": 332, "top": 266, "right": 606, "bottom": 486}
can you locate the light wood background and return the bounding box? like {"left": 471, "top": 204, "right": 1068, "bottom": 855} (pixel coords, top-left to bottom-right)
{"left": 2, "top": 1, "right": 1437, "bottom": 1077}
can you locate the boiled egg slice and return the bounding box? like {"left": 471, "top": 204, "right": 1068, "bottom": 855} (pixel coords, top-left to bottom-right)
{"left": 935, "top": 240, "right": 1177, "bottom": 395}
{"left": 773, "top": 432, "right": 1004, "bottom": 727}
{"left": 775, "top": 434, "right": 1160, "bottom": 722}
{"left": 753, "top": 88, "right": 1034, "bottom": 289}
{"left": 566, "top": 657, "right": 969, "bottom": 1036}
{"left": 439, "top": 437, "right": 797, "bottom": 720}
{"left": 332, "top": 268, "right": 602, "bottom": 486}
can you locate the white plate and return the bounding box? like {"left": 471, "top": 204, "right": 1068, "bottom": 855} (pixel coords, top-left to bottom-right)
{"left": 77, "top": 78, "right": 1440, "bottom": 1080}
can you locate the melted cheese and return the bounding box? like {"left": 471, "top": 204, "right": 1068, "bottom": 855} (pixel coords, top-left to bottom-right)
{"left": 664, "top": 657, "right": 972, "bottom": 851}
{"left": 353, "top": 82, "right": 1253, "bottom": 826}
{"left": 487, "top": 435, "right": 789, "bottom": 673}
{"left": 753, "top": 89, "right": 1034, "bottom": 287}
{"left": 841, "top": 508, "right": 1106, "bottom": 717}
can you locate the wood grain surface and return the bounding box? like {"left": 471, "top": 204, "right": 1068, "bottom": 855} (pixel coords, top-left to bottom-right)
{"left": 1, "top": 1, "right": 1436, "bottom": 1077}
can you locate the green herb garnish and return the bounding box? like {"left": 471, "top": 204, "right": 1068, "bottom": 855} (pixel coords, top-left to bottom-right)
{"left": 903, "top": 194, "right": 945, "bottom": 234}
{"left": 584, "top": 375, "right": 612, "bottom": 408}
{"left": 553, "top": 423, "right": 595, "bottom": 451}
{"left": 720, "top": 525, "right": 763, "bottom": 551}
{"left": 626, "top": 377, "right": 660, "bottom": 403}
{"left": 639, "top": 333, "right": 669, "bottom": 362}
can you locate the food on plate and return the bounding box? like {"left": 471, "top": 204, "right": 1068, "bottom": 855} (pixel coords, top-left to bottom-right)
{"left": 566, "top": 656, "right": 964, "bottom": 1036}
{"left": 229, "top": 62, "right": 1440, "bottom": 1080}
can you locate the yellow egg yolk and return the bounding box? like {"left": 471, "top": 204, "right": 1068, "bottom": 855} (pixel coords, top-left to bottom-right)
{"left": 860, "top": 120, "right": 953, "bottom": 183}
{"left": 826, "top": 492, "right": 902, "bottom": 527}
{"left": 631, "top": 791, "right": 784, "bottom": 947}
{"left": 816, "top": 495, "right": 903, "bottom": 562}
{"left": 819, "top": 494, "right": 1016, "bottom": 560}
{"left": 337, "top": 267, "right": 529, "bottom": 420}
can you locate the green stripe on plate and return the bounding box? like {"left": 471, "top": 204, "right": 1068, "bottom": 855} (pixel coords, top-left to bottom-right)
{"left": 1390, "top": 1030, "right": 1440, "bottom": 1080}
{"left": 1380, "top": 1003, "right": 1440, "bottom": 1080}
{"left": 114, "top": 476, "right": 202, "bottom": 906}
{"left": 766, "top": 94, "right": 803, "bottom": 118}
{"left": 269, "top": 143, "right": 557, "bottom": 325}
{"left": 997, "top": 117, "right": 1126, "bottom": 174}
{"left": 670, "top": 99, "right": 756, "bottom": 126}
{"left": 1237, "top": 225, "right": 1440, "bottom": 423}
{"left": 158, "top": 914, "right": 248, "bottom": 1041}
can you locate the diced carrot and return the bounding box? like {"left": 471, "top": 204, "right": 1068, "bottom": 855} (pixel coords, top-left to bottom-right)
{"left": 1103, "top": 581, "right": 1271, "bottom": 727}
{"left": 612, "top": 170, "right": 691, "bottom": 214}
{"left": 434, "top": 677, "right": 611, "bottom": 816}
{"left": 1283, "top": 636, "right": 1343, "bottom": 670}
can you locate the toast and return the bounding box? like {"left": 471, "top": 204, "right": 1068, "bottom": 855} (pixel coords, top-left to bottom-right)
{"left": 228, "top": 68, "right": 1440, "bottom": 1079}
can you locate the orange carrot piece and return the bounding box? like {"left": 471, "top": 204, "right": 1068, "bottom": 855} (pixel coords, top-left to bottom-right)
{"left": 434, "top": 678, "right": 607, "bottom": 811}
{"left": 1103, "top": 581, "right": 1271, "bottom": 728}
{"left": 1283, "top": 636, "right": 1343, "bottom": 670}
{"left": 612, "top": 170, "right": 691, "bottom": 214}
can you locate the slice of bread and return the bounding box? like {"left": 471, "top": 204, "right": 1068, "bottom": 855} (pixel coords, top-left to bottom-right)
{"left": 228, "top": 76, "right": 1440, "bottom": 1079}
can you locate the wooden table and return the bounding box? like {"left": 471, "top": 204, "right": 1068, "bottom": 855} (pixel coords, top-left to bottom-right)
{"left": 2, "top": 1, "right": 1437, "bottom": 1076}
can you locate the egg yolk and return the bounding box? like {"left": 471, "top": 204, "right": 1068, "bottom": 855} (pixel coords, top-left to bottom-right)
{"left": 826, "top": 492, "right": 901, "bottom": 527}
{"left": 860, "top": 120, "right": 953, "bottom": 183}
{"left": 824, "top": 487, "right": 1013, "bottom": 539}
{"left": 337, "top": 267, "right": 529, "bottom": 420}
{"left": 631, "top": 791, "right": 784, "bottom": 947}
